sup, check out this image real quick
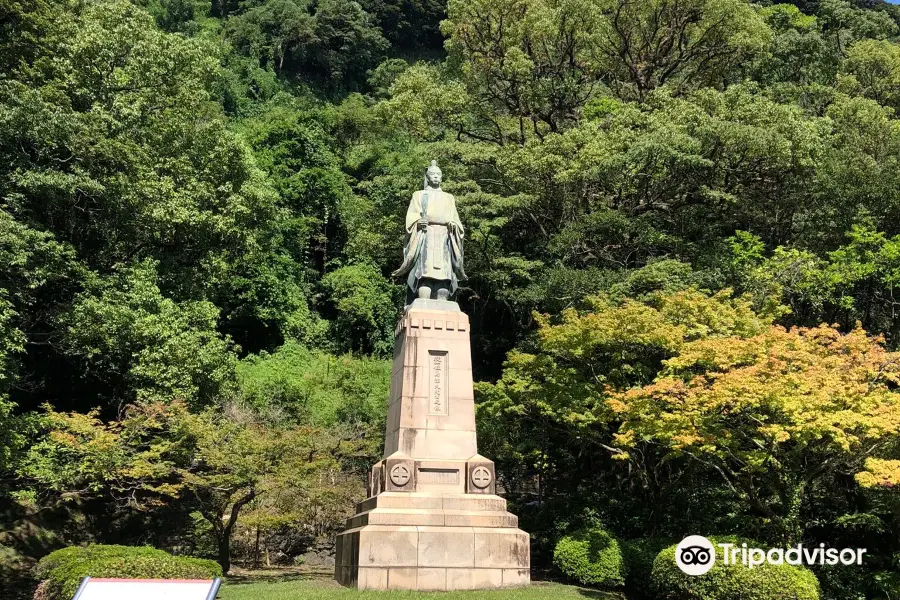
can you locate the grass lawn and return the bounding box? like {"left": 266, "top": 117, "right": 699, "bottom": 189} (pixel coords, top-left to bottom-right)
{"left": 218, "top": 572, "right": 627, "bottom": 600}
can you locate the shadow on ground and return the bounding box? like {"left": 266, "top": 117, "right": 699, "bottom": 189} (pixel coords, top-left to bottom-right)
{"left": 225, "top": 566, "right": 336, "bottom": 586}
{"left": 532, "top": 571, "right": 629, "bottom": 599}
{"left": 574, "top": 589, "right": 629, "bottom": 599}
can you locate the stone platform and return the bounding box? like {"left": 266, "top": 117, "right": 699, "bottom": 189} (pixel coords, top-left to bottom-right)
{"left": 334, "top": 300, "right": 530, "bottom": 590}
{"left": 335, "top": 492, "right": 529, "bottom": 590}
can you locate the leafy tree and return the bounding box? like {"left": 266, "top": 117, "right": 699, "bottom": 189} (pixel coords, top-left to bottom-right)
{"left": 817, "top": 0, "right": 897, "bottom": 54}
{"left": 857, "top": 457, "right": 900, "bottom": 488}
{"left": 731, "top": 226, "right": 900, "bottom": 345}
{"left": 372, "top": 63, "right": 471, "bottom": 140}
{"left": 477, "top": 288, "right": 772, "bottom": 549}
{"left": 236, "top": 341, "right": 389, "bottom": 430}
{"left": 237, "top": 100, "right": 349, "bottom": 278}
{"left": 358, "top": 0, "right": 445, "bottom": 52}
{"left": 18, "top": 401, "right": 356, "bottom": 573}
{"left": 443, "top": 0, "right": 771, "bottom": 143}
{"left": 0, "top": 0, "right": 314, "bottom": 409}
{"left": 144, "top": 0, "right": 204, "bottom": 34}
{"left": 839, "top": 38, "right": 900, "bottom": 111}
{"left": 311, "top": 0, "right": 388, "bottom": 89}
{"left": 813, "top": 94, "right": 900, "bottom": 244}
{"left": 590, "top": 0, "right": 771, "bottom": 101}
{"left": 0, "top": 292, "right": 26, "bottom": 473}
{"left": 225, "top": 0, "right": 387, "bottom": 90}
{"left": 217, "top": 51, "right": 285, "bottom": 117}
{"left": 0, "top": 0, "right": 282, "bottom": 304}
{"left": 443, "top": 0, "right": 609, "bottom": 139}
{"left": 321, "top": 263, "right": 400, "bottom": 356}
{"left": 224, "top": 0, "right": 315, "bottom": 75}
{"left": 235, "top": 425, "right": 365, "bottom": 564}
{"left": 754, "top": 4, "right": 832, "bottom": 87}
{"left": 177, "top": 405, "right": 279, "bottom": 574}
{"left": 611, "top": 324, "right": 900, "bottom": 542}
{"left": 62, "top": 261, "right": 238, "bottom": 410}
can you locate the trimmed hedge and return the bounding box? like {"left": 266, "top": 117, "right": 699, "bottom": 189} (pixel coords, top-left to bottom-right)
{"left": 34, "top": 544, "right": 221, "bottom": 600}
{"left": 650, "top": 537, "right": 820, "bottom": 600}
{"left": 622, "top": 537, "right": 677, "bottom": 598}
{"left": 553, "top": 525, "right": 626, "bottom": 587}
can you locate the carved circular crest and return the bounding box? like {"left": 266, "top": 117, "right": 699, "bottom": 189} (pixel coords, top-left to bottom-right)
{"left": 471, "top": 466, "right": 492, "bottom": 489}
{"left": 389, "top": 464, "right": 411, "bottom": 487}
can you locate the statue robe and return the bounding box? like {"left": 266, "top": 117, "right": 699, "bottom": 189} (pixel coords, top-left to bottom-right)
{"left": 392, "top": 188, "right": 467, "bottom": 295}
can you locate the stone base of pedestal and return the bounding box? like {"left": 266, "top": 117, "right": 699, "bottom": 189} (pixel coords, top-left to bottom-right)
{"left": 334, "top": 492, "right": 530, "bottom": 591}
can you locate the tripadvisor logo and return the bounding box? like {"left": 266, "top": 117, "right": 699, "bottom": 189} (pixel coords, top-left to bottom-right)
{"left": 675, "top": 535, "right": 867, "bottom": 576}
{"left": 676, "top": 536, "right": 716, "bottom": 575}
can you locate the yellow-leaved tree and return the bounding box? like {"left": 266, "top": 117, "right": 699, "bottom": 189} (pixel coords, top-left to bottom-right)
{"left": 479, "top": 286, "right": 900, "bottom": 545}
{"left": 610, "top": 324, "right": 900, "bottom": 542}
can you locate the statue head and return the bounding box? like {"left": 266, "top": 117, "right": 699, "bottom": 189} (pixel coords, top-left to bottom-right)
{"left": 424, "top": 160, "right": 442, "bottom": 189}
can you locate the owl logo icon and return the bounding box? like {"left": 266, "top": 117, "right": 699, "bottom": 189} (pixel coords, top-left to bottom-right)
{"left": 675, "top": 535, "right": 716, "bottom": 576}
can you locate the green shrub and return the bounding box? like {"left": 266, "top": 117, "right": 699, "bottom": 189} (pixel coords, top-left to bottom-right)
{"left": 553, "top": 525, "right": 626, "bottom": 587}
{"left": 34, "top": 545, "right": 221, "bottom": 600}
{"left": 650, "top": 537, "right": 820, "bottom": 600}
{"left": 236, "top": 341, "right": 389, "bottom": 427}
{"left": 811, "top": 562, "right": 869, "bottom": 600}
{"left": 622, "top": 537, "right": 676, "bottom": 598}
{"left": 871, "top": 570, "right": 900, "bottom": 599}
{"left": 813, "top": 564, "right": 900, "bottom": 600}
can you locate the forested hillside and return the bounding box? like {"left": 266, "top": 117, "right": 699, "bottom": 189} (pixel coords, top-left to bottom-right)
{"left": 3, "top": 0, "right": 900, "bottom": 596}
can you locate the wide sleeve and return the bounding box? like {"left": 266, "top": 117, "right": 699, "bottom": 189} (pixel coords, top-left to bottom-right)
{"left": 404, "top": 191, "right": 422, "bottom": 233}
{"left": 449, "top": 194, "right": 464, "bottom": 237}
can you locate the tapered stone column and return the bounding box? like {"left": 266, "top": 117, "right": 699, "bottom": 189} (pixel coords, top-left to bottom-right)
{"left": 334, "top": 299, "right": 530, "bottom": 590}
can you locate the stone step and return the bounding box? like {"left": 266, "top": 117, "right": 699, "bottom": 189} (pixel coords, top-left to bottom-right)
{"left": 337, "top": 566, "right": 530, "bottom": 591}
{"left": 345, "top": 508, "right": 519, "bottom": 529}
{"left": 335, "top": 524, "right": 530, "bottom": 591}
{"left": 355, "top": 492, "right": 507, "bottom": 514}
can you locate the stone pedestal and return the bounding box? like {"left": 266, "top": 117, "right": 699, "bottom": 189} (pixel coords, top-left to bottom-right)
{"left": 335, "top": 300, "right": 530, "bottom": 590}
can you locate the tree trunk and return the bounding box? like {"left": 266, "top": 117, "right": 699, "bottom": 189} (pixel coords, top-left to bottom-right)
{"left": 211, "top": 489, "right": 257, "bottom": 575}
{"left": 254, "top": 527, "right": 261, "bottom": 569}
{"left": 218, "top": 535, "right": 232, "bottom": 575}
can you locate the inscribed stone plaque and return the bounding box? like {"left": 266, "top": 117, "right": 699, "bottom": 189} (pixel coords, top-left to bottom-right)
{"left": 429, "top": 350, "right": 449, "bottom": 416}
{"left": 418, "top": 468, "right": 459, "bottom": 484}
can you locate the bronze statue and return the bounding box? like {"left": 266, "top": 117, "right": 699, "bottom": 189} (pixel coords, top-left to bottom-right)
{"left": 392, "top": 161, "right": 467, "bottom": 303}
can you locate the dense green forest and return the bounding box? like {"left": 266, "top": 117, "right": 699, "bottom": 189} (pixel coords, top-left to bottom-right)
{"left": 4, "top": 0, "right": 900, "bottom": 596}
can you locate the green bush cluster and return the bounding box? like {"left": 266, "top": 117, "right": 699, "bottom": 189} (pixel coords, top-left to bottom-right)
{"left": 34, "top": 545, "right": 221, "bottom": 600}
{"left": 553, "top": 525, "right": 626, "bottom": 587}
{"left": 650, "top": 537, "right": 820, "bottom": 600}
{"left": 815, "top": 565, "right": 900, "bottom": 600}
{"left": 622, "top": 537, "right": 677, "bottom": 598}
{"left": 872, "top": 570, "right": 900, "bottom": 599}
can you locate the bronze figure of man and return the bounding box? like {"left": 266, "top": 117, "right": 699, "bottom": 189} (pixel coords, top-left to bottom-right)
{"left": 392, "top": 161, "right": 467, "bottom": 303}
